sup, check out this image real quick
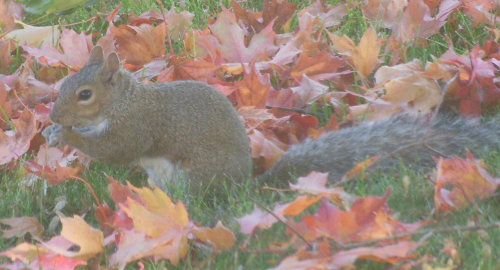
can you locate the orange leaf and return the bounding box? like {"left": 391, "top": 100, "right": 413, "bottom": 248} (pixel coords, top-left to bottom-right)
{"left": 434, "top": 151, "right": 500, "bottom": 214}
{"left": 192, "top": 221, "right": 236, "bottom": 250}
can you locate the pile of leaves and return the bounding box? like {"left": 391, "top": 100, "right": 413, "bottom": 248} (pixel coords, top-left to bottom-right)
{"left": 0, "top": 0, "right": 499, "bottom": 268}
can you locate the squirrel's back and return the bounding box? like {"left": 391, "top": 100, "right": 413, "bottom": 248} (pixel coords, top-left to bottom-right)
{"left": 259, "top": 114, "right": 500, "bottom": 184}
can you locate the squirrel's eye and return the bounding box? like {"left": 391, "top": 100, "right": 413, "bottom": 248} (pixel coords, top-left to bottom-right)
{"left": 78, "top": 89, "right": 92, "bottom": 101}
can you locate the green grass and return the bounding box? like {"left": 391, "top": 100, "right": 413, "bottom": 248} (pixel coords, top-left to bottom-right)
{"left": 1, "top": 0, "right": 499, "bottom": 269}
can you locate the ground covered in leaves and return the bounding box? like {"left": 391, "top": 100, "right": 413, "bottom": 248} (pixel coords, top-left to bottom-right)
{"left": 0, "top": 0, "right": 499, "bottom": 269}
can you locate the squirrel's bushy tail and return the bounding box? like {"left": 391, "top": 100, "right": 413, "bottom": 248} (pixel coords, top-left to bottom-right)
{"left": 258, "top": 114, "right": 500, "bottom": 184}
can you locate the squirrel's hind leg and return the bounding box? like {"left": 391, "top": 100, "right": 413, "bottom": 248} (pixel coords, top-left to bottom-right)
{"left": 135, "top": 157, "right": 185, "bottom": 190}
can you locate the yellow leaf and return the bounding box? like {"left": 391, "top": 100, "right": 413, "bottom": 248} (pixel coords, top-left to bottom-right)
{"left": 4, "top": 20, "right": 60, "bottom": 46}
{"left": 58, "top": 215, "right": 103, "bottom": 259}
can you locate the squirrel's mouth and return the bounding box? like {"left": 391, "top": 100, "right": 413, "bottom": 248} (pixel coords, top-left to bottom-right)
{"left": 71, "top": 120, "right": 109, "bottom": 137}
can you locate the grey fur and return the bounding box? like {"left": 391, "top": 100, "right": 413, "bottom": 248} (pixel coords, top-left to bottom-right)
{"left": 258, "top": 114, "right": 500, "bottom": 184}
{"left": 46, "top": 47, "right": 252, "bottom": 193}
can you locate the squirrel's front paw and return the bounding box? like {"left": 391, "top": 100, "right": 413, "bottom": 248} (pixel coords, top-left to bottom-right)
{"left": 42, "top": 124, "right": 64, "bottom": 147}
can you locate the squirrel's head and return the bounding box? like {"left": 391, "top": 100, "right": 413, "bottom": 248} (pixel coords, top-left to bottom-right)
{"left": 50, "top": 46, "right": 122, "bottom": 128}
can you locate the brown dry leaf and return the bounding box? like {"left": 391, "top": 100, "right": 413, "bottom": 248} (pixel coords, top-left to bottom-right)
{"left": 232, "top": 0, "right": 297, "bottom": 33}
{"left": 0, "top": 217, "right": 44, "bottom": 239}
{"left": 392, "top": 0, "right": 457, "bottom": 43}
{"left": 0, "top": 110, "right": 37, "bottom": 165}
{"left": 238, "top": 107, "right": 276, "bottom": 129}
{"left": 249, "top": 129, "right": 288, "bottom": 170}
{"left": 434, "top": 151, "right": 500, "bottom": 214}
{"left": 462, "top": 0, "right": 496, "bottom": 26}
{"left": 290, "top": 74, "right": 328, "bottom": 107}
{"left": 135, "top": 7, "right": 194, "bottom": 41}
{"left": 234, "top": 67, "right": 271, "bottom": 108}
{"left": 192, "top": 221, "right": 236, "bottom": 250}
{"left": 373, "top": 59, "right": 443, "bottom": 113}
{"left": 157, "top": 58, "right": 217, "bottom": 82}
{"left": 5, "top": 21, "right": 60, "bottom": 47}
{"left": 290, "top": 49, "right": 344, "bottom": 81}
{"left": 289, "top": 172, "right": 356, "bottom": 206}
{"left": 298, "top": 0, "right": 347, "bottom": 30}
{"left": 97, "top": 22, "right": 166, "bottom": 67}
{"left": 328, "top": 26, "right": 382, "bottom": 78}
{"left": 42, "top": 215, "right": 104, "bottom": 260}
{"left": 362, "top": 0, "right": 407, "bottom": 29}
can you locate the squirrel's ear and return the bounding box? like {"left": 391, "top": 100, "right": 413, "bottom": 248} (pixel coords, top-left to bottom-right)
{"left": 103, "top": 52, "right": 120, "bottom": 78}
{"left": 88, "top": 46, "right": 104, "bottom": 63}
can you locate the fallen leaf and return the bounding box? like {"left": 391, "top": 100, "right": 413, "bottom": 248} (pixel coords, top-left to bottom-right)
{"left": 208, "top": 8, "right": 278, "bottom": 63}
{"left": 373, "top": 59, "right": 443, "bottom": 113}
{"left": 0, "top": 217, "right": 44, "bottom": 239}
{"left": 434, "top": 151, "right": 500, "bottom": 214}
{"left": 0, "top": 110, "right": 37, "bottom": 165}
{"left": 5, "top": 21, "right": 60, "bottom": 47}
{"left": 298, "top": 1, "right": 347, "bottom": 30}
{"left": 328, "top": 26, "right": 382, "bottom": 78}
{"left": 232, "top": 0, "right": 297, "bottom": 33}
{"left": 192, "top": 221, "right": 236, "bottom": 250}
{"left": 98, "top": 22, "right": 166, "bottom": 67}
{"left": 0, "top": 242, "right": 87, "bottom": 270}
{"left": 42, "top": 215, "right": 104, "bottom": 260}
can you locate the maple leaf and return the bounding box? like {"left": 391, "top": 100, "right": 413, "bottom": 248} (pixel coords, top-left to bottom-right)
{"left": 392, "top": 0, "right": 458, "bottom": 43}
{"left": 289, "top": 49, "right": 344, "bottom": 81}
{"left": 206, "top": 8, "right": 278, "bottom": 63}
{"left": 136, "top": 7, "right": 194, "bottom": 41}
{"left": 0, "top": 110, "right": 37, "bottom": 165}
{"left": 439, "top": 42, "right": 500, "bottom": 116}
{"left": 372, "top": 59, "right": 443, "bottom": 113}
{"left": 232, "top": 0, "right": 297, "bottom": 33}
{"left": 113, "top": 185, "right": 190, "bottom": 265}
{"left": 362, "top": 0, "right": 407, "bottom": 29}
{"left": 0, "top": 217, "right": 44, "bottom": 239}
{"left": 290, "top": 74, "right": 328, "bottom": 107}
{"left": 234, "top": 66, "right": 271, "bottom": 108}
{"left": 192, "top": 221, "right": 236, "bottom": 250}
{"left": 157, "top": 58, "right": 217, "bottom": 82}
{"left": 21, "top": 28, "right": 93, "bottom": 70}
{"left": 298, "top": 0, "right": 347, "bottom": 30}
{"left": 249, "top": 129, "right": 288, "bottom": 171}
{"left": 302, "top": 191, "right": 427, "bottom": 244}
{"left": 328, "top": 26, "right": 382, "bottom": 78}
{"left": 0, "top": 243, "right": 87, "bottom": 270}
{"left": 462, "top": 0, "right": 496, "bottom": 26}
{"left": 42, "top": 215, "right": 104, "bottom": 260}
{"left": 434, "top": 151, "right": 500, "bottom": 214}
{"left": 97, "top": 22, "right": 166, "bottom": 68}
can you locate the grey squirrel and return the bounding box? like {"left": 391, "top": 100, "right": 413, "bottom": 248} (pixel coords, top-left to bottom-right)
{"left": 43, "top": 46, "right": 252, "bottom": 193}
{"left": 43, "top": 46, "right": 499, "bottom": 192}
